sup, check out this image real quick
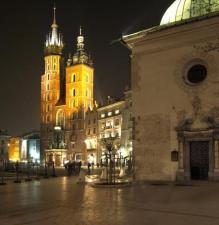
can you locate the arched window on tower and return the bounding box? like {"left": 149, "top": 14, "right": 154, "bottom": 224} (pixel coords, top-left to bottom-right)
{"left": 71, "top": 74, "right": 76, "bottom": 83}
{"left": 72, "top": 89, "right": 76, "bottom": 97}
{"left": 86, "top": 74, "right": 89, "bottom": 82}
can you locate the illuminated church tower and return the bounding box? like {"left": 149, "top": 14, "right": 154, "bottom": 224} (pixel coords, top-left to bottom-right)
{"left": 41, "top": 6, "right": 94, "bottom": 164}
{"left": 66, "top": 28, "right": 94, "bottom": 126}
{"left": 41, "top": 6, "right": 64, "bottom": 159}
{"left": 65, "top": 28, "right": 94, "bottom": 161}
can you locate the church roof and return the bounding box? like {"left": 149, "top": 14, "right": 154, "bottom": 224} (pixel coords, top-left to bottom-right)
{"left": 161, "top": 0, "right": 219, "bottom": 25}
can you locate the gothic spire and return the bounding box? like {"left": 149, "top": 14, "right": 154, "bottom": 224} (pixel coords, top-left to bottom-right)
{"left": 45, "top": 5, "right": 64, "bottom": 55}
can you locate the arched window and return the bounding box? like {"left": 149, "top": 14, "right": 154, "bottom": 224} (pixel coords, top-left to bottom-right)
{"left": 71, "top": 74, "right": 76, "bottom": 82}
{"left": 86, "top": 74, "right": 89, "bottom": 82}
{"left": 73, "top": 89, "right": 76, "bottom": 97}
{"left": 56, "top": 110, "right": 65, "bottom": 127}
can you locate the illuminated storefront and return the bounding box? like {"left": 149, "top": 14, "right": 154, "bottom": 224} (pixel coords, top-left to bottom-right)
{"left": 8, "top": 138, "right": 20, "bottom": 162}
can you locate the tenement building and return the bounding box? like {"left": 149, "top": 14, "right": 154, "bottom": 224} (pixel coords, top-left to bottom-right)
{"left": 123, "top": 0, "right": 219, "bottom": 181}
{"left": 85, "top": 90, "right": 133, "bottom": 165}
{"left": 41, "top": 7, "right": 94, "bottom": 166}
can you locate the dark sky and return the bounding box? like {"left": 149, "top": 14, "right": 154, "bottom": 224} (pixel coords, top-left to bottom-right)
{"left": 0, "top": 0, "right": 172, "bottom": 136}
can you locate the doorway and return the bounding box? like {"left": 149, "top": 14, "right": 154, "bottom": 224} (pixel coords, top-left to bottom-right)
{"left": 190, "top": 141, "right": 209, "bottom": 180}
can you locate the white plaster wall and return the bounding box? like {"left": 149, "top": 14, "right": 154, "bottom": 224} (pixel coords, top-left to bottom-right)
{"left": 130, "top": 16, "right": 219, "bottom": 181}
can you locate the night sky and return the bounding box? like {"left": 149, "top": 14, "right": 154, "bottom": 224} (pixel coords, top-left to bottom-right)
{"left": 0, "top": 0, "right": 173, "bottom": 136}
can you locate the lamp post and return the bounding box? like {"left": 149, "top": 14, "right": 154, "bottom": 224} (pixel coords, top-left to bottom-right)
{"left": 102, "top": 134, "right": 118, "bottom": 184}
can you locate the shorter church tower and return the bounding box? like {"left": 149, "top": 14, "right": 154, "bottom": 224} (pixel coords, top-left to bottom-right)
{"left": 41, "top": 6, "right": 64, "bottom": 159}
{"left": 65, "top": 28, "right": 94, "bottom": 161}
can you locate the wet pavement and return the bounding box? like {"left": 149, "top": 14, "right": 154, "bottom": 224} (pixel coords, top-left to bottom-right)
{"left": 0, "top": 178, "right": 219, "bottom": 225}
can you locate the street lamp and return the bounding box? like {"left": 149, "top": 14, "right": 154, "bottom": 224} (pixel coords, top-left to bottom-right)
{"left": 101, "top": 134, "right": 118, "bottom": 184}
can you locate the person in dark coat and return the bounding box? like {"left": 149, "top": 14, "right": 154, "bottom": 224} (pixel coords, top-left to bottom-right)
{"left": 78, "top": 161, "right": 82, "bottom": 173}
{"left": 87, "top": 162, "right": 91, "bottom": 175}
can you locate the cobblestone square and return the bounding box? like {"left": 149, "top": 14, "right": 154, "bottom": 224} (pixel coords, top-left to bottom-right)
{"left": 1, "top": 178, "right": 219, "bottom": 225}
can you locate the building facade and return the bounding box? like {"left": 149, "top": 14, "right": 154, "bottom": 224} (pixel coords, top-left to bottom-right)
{"left": 8, "top": 137, "right": 20, "bottom": 162}
{"left": 40, "top": 7, "right": 94, "bottom": 166}
{"left": 123, "top": 0, "right": 219, "bottom": 181}
{"left": 84, "top": 91, "right": 133, "bottom": 165}
{"left": 0, "top": 130, "right": 10, "bottom": 162}
{"left": 20, "top": 132, "right": 40, "bottom": 163}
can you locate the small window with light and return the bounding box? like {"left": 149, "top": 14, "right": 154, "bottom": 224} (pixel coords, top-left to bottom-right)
{"left": 101, "top": 113, "right": 105, "bottom": 118}
{"left": 115, "top": 110, "right": 120, "bottom": 115}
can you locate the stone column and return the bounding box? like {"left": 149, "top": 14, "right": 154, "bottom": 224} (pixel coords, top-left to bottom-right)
{"left": 214, "top": 140, "right": 219, "bottom": 170}
{"left": 214, "top": 140, "right": 219, "bottom": 180}
{"left": 179, "top": 140, "right": 184, "bottom": 170}
{"left": 184, "top": 141, "right": 191, "bottom": 180}
{"left": 176, "top": 139, "right": 185, "bottom": 181}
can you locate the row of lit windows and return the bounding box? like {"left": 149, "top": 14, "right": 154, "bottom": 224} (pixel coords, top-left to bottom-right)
{"left": 42, "top": 115, "right": 53, "bottom": 123}
{"left": 87, "top": 128, "right": 96, "bottom": 135}
{"left": 70, "top": 73, "right": 89, "bottom": 83}
{"left": 101, "top": 109, "right": 120, "bottom": 118}
{"left": 68, "top": 100, "right": 92, "bottom": 109}
{"left": 100, "top": 118, "right": 120, "bottom": 130}
{"left": 42, "top": 93, "right": 58, "bottom": 102}
{"left": 100, "top": 132, "right": 120, "bottom": 139}
{"left": 70, "top": 89, "right": 91, "bottom": 97}
{"left": 42, "top": 104, "right": 53, "bottom": 113}
{"left": 47, "top": 64, "right": 57, "bottom": 71}
{"left": 87, "top": 118, "right": 97, "bottom": 125}
{"left": 69, "top": 100, "right": 78, "bottom": 108}
{"left": 46, "top": 57, "right": 59, "bottom": 71}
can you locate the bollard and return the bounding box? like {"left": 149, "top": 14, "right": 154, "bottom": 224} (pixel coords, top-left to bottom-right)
{"left": 25, "top": 162, "right": 32, "bottom": 182}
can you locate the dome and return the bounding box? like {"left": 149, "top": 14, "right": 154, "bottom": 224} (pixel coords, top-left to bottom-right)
{"left": 160, "top": 0, "right": 219, "bottom": 25}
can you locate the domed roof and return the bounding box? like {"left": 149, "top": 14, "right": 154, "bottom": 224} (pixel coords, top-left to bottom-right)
{"left": 160, "top": 0, "right": 219, "bottom": 26}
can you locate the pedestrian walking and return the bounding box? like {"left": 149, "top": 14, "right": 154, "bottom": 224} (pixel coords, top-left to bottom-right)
{"left": 78, "top": 161, "right": 82, "bottom": 173}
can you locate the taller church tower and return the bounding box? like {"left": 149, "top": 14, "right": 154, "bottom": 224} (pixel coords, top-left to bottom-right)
{"left": 41, "top": 6, "right": 64, "bottom": 159}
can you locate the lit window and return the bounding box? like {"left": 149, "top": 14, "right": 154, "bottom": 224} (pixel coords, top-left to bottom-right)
{"left": 115, "top": 110, "right": 120, "bottom": 114}
{"left": 71, "top": 74, "right": 76, "bottom": 83}
{"left": 86, "top": 74, "right": 89, "bottom": 82}
{"left": 108, "top": 112, "right": 112, "bottom": 116}
{"left": 101, "top": 113, "right": 105, "bottom": 118}
{"left": 115, "top": 119, "right": 120, "bottom": 126}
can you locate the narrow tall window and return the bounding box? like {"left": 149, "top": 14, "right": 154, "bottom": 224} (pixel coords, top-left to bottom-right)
{"left": 71, "top": 74, "right": 76, "bottom": 82}
{"left": 73, "top": 89, "right": 76, "bottom": 97}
